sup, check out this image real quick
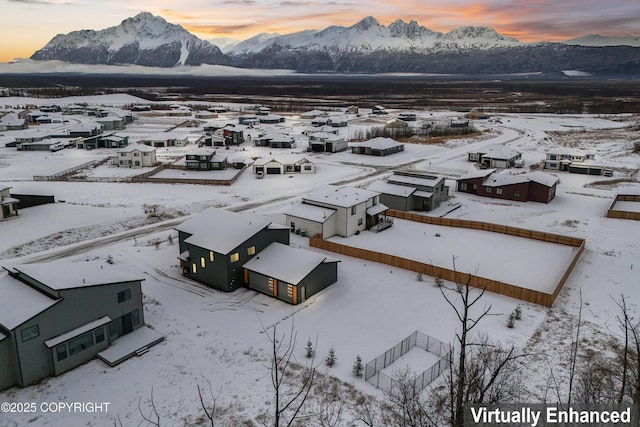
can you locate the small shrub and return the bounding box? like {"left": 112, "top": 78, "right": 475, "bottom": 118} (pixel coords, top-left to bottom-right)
{"left": 352, "top": 355, "right": 363, "bottom": 378}
{"left": 325, "top": 347, "right": 336, "bottom": 367}
{"left": 305, "top": 338, "right": 315, "bottom": 358}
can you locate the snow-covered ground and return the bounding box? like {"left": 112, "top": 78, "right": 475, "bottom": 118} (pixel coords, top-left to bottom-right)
{"left": 0, "top": 94, "right": 639, "bottom": 426}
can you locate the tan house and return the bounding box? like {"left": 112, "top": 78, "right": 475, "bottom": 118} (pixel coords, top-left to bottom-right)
{"left": 116, "top": 144, "right": 157, "bottom": 168}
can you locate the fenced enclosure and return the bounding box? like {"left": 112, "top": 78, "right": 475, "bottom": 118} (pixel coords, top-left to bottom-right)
{"left": 607, "top": 194, "right": 640, "bottom": 221}
{"left": 310, "top": 209, "right": 585, "bottom": 307}
{"left": 365, "top": 331, "right": 451, "bottom": 393}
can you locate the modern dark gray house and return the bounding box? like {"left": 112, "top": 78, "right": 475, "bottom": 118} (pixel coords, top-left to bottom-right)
{"left": 368, "top": 171, "right": 449, "bottom": 212}
{"left": 0, "top": 261, "right": 162, "bottom": 391}
{"left": 243, "top": 242, "right": 339, "bottom": 304}
{"left": 176, "top": 208, "right": 290, "bottom": 292}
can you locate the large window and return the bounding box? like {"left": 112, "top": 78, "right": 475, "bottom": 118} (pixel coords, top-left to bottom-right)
{"left": 201, "top": 257, "right": 206, "bottom": 268}
{"left": 117, "top": 288, "right": 131, "bottom": 303}
{"left": 21, "top": 325, "right": 39, "bottom": 342}
{"left": 230, "top": 253, "right": 240, "bottom": 263}
{"left": 459, "top": 183, "right": 468, "bottom": 191}
{"left": 132, "top": 309, "right": 140, "bottom": 326}
{"left": 351, "top": 206, "right": 357, "bottom": 215}
{"left": 247, "top": 246, "right": 256, "bottom": 256}
{"left": 95, "top": 327, "right": 105, "bottom": 344}
{"left": 496, "top": 188, "right": 503, "bottom": 195}
{"left": 514, "top": 190, "right": 521, "bottom": 198}
{"left": 68, "top": 332, "right": 94, "bottom": 356}
{"left": 56, "top": 345, "right": 67, "bottom": 361}
{"left": 485, "top": 187, "right": 492, "bottom": 194}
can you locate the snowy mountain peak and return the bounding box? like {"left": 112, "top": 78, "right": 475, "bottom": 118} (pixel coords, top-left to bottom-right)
{"left": 351, "top": 16, "right": 380, "bottom": 31}
{"left": 562, "top": 33, "right": 640, "bottom": 47}
{"left": 31, "top": 12, "right": 229, "bottom": 67}
{"left": 445, "top": 26, "right": 519, "bottom": 43}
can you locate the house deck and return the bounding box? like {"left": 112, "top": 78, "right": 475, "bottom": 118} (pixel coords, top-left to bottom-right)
{"left": 97, "top": 326, "right": 164, "bottom": 367}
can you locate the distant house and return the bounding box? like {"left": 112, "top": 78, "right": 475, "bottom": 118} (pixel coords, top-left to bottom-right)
{"left": 0, "top": 184, "right": 19, "bottom": 220}
{"left": 252, "top": 131, "right": 296, "bottom": 148}
{"left": 139, "top": 132, "right": 190, "bottom": 148}
{"left": 17, "top": 138, "right": 71, "bottom": 151}
{"left": 175, "top": 208, "right": 290, "bottom": 292}
{"left": 239, "top": 115, "right": 259, "bottom": 125}
{"left": 259, "top": 114, "right": 285, "bottom": 124}
{"left": 243, "top": 242, "right": 339, "bottom": 305}
{"left": 398, "top": 112, "right": 417, "bottom": 121}
{"left": 117, "top": 144, "right": 157, "bottom": 168}
{"left": 253, "top": 155, "right": 315, "bottom": 175}
{"left": 308, "top": 132, "right": 348, "bottom": 153}
{"left": 351, "top": 137, "right": 405, "bottom": 156}
{"left": 372, "top": 105, "right": 388, "bottom": 115}
{"left": 328, "top": 115, "right": 348, "bottom": 127}
{"left": 222, "top": 125, "right": 245, "bottom": 145}
{"left": 457, "top": 170, "right": 559, "bottom": 203}
{"left": 185, "top": 148, "right": 228, "bottom": 170}
{"left": 286, "top": 186, "right": 391, "bottom": 239}
{"left": 368, "top": 171, "right": 449, "bottom": 212}
{"left": 0, "top": 113, "right": 28, "bottom": 130}
{"left": 96, "top": 116, "right": 126, "bottom": 131}
{"left": 544, "top": 148, "right": 603, "bottom": 175}
{"left": 256, "top": 106, "right": 271, "bottom": 116}
{"left": 0, "top": 261, "right": 162, "bottom": 391}
{"left": 468, "top": 144, "right": 522, "bottom": 168}
{"left": 345, "top": 105, "right": 359, "bottom": 115}
{"left": 68, "top": 122, "right": 104, "bottom": 138}
{"left": 300, "top": 110, "right": 326, "bottom": 119}
{"left": 385, "top": 119, "right": 409, "bottom": 129}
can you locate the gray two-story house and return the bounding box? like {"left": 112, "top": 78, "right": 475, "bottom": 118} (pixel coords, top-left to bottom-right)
{"left": 0, "top": 261, "right": 160, "bottom": 391}
{"left": 176, "top": 208, "right": 290, "bottom": 292}
{"left": 368, "top": 171, "right": 450, "bottom": 212}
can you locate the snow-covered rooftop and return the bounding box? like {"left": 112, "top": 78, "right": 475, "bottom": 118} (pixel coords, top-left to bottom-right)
{"left": 118, "top": 143, "right": 156, "bottom": 153}
{"left": 350, "top": 137, "right": 403, "bottom": 150}
{"left": 286, "top": 203, "right": 336, "bottom": 223}
{"left": 0, "top": 273, "right": 59, "bottom": 330}
{"left": 11, "top": 261, "right": 145, "bottom": 290}
{"left": 388, "top": 173, "right": 443, "bottom": 188}
{"left": 367, "top": 180, "right": 415, "bottom": 197}
{"left": 176, "top": 208, "right": 273, "bottom": 254}
{"left": 242, "top": 242, "right": 338, "bottom": 285}
{"left": 303, "top": 186, "right": 380, "bottom": 208}
{"left": 477, "top": 144, "right": 521, "bottom": 160}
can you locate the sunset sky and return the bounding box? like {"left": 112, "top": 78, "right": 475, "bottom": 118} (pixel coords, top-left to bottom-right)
{"left": 1, "top": 0, "right": 639, "bottom": 62}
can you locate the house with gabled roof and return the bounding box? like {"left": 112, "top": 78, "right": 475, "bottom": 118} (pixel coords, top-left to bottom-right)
{"left": 0, "top": 113, "right": 28, "bottom": 130}
{"left": 457, "top": 170, "right": 559, "bottom": 203}
{"left": 253, "top": 155, "right": 315, "bottom": 175}
{"left": 116, "top": 144, "right": 157, "bottom": 168}
{"left": 185, "top": 147, "right": 228, "bottom": 170}
{"left": 544, "top": 148, "right": 604, "bottom": 175}
{"left": 0, "top": 261, "right": 162, "bottom": 390}
{"left": 175, "top": 208, "right": 290, "bottom": 292}
{"left": 252, "top": 131, "right": 296, "bottom": 149}
{"left": 242, "top": 242, "right": 339, "bottom": 305}
{"left": 308, "top": 132, "right": 347, "bottom": 153}
{"left": 286, "top": 185, "right": 391, "bottom": 238}
{"left": 468, "top": 144, "right": 522, "bottom": 168}
{"left": 368, "top": 171, "right": 449, "bottom": 212}
{"left": 351, "top": 137, "right": 405, "bottom": 156}
{"left": 1, "top": 184, "right": 19, "bottom": 220}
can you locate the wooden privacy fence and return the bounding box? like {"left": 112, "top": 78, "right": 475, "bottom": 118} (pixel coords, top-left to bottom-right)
{"left": 310, "top": 210, "right": 585, "bottom": 307}
{"left": 607, "top": 194, "right": 640, "bottom": 221}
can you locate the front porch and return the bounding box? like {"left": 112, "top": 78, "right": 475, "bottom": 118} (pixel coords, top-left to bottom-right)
{"left": 366, "top": 204, "right": 393, "bottom": 232}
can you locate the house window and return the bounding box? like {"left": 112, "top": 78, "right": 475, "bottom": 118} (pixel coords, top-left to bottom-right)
{"left": 473, "top": 184, "right": 478, "bottom": 190}
{"left": 192, "top": 263, "right": 197, "bottom": 274}
{"left": 358, "top": 218, "right": 363, "bottom": 226}
{"left": 304, "top": 165, "right": 312, "bottom": 171}
{"left": 230, "top": 253, "right": 240, "bottom": 263}
{"left": 549, "top": 162, "right": 558, "bottom": 168}
{"left": 496, "top": 188, "right": 503, "bottom": 195}
{"left": 132, "top": 309, "right": 140, "bottom": 326}
{"left": 485, "top": 187, "right": 492, "bottom": 193}
{"left": 68, "top": 332, "right": 94, "bottom": 356}
{"left": 21, "top": 325, "right": 40, "bottom": 342}
{"left": 247, "top": 246, "right": 256, "bottom": 256}
{"left": 459, "top": 183, "right": 468, "bottom": 191}
{"left": 201, "top": 257, "right": 206, "bottom": 268}
{"left": 549, "top": 154, "right": 557, "bottom": 160}
{"left": 95, "top": 327, "right": 105, "bottom": 344}
{"left": 117, "top": 288, "right": 131, "bottom": 303}
{"left": 120, "top": 152, "right": 126, "bottom": 157}
{"left": 514, "top": 190, "right": 521, "bottom": 198}
{"left": 133, "top": 152, "right": 140, "bottom": 157}
{"left": 143, "top": 152, "right": 149, "bottom": 156}
{"left": 209, "top": 251, "right": 214, "bottom": 262}
{"left": 351, "top": 206, "right": 357, "bottom": 215}
{"left": 56, "top": 344, "right": 67, "bottom": 361}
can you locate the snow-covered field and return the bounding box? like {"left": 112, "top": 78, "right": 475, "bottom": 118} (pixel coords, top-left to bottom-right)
{"left": 0, "top": 94, "right": 639, "bottom": 426}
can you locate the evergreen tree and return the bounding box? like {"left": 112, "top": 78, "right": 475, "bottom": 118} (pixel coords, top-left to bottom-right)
{"left": 305, "top": 338, "right": 315, "bottom": 358}
{"left": 325, "top": 346, "right": 336, "bottom": 367}
{"left": 352, "top": 355, "right": 363, "bottom": 378}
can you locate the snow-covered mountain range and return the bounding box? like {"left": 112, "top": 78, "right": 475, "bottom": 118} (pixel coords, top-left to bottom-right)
{"left": 227, "top": 16, "right": 521, "bottom": 55}
{"left": 27, "top": 12, "right": 640, "bottom": 77}
{"left": 31, "top": 12, "right": 230, "bottom": 67}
